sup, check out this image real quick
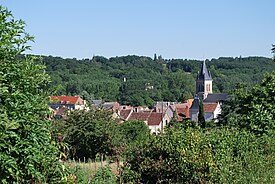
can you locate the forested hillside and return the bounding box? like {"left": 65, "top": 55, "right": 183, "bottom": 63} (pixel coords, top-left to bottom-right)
{"left": 40, "top": 55, "right": 275, "bottom": 106}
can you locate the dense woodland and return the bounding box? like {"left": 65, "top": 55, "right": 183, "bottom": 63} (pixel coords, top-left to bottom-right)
{"left": 40, "top": 54, "right": 275, "bottom": 106}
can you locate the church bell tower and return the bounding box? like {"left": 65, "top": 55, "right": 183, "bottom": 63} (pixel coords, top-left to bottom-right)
{"left": 196, "top": 60, "right": 212, "bottom": 99}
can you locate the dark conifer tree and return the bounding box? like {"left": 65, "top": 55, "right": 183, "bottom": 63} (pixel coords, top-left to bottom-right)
{"left": 198, "top": 98, "right": 206, "bottom": 128}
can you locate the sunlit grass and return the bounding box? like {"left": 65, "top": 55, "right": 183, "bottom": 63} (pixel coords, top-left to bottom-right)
{"left": 64, "top": 159, "right": 122, "bottom": 183}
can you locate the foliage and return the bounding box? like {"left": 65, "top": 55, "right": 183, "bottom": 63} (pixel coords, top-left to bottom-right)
{"left": 207, "top": 128, "right": 275, "bottom": 183}
{"left": 168, "top": 57, "right": 275, "bottom": 93}
{"left": 122, "top": 124, "right": 275, "bottom": 183}
{"left": 61, "top": 107, "right": 122, "bottom": 160}
{"left": 0, "top": 6, "right": 34, "bottom": 60}
{"left": 119, "top": 120, "right": 151, "bottom": 145}
{"left": 0, "top": 6, "right": 67, "bottom": 183}
{"left": 64, "top": 161, "right": 119, "bottom": 184}
{"left": 38, "top": 54, "right": 275, "bottom": 106}
{"left": 198, "top": 98, "right": 205, "bottom": 128}
{"left": 90, "top": 166, "right": 116, "bottom": 184}
{"left": 121, "top": 125, "right": 218, "bottom": 183}
{"left": 219, "top": 71, "right": 275, "bottom": 135}
{"left": 272, "top": 44, "right": 275, "bottom": 60}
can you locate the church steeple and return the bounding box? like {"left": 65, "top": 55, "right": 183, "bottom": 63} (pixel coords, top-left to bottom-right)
{"left": 197, "top": 60, "right": 212, "bottom": 80}
{"left": 196, "top": 60, "right": 213, "bottom": 99}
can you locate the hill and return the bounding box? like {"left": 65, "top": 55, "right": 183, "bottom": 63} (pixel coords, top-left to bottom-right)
{"left": 37, "top": 55, "right": 275, "bottom": 106}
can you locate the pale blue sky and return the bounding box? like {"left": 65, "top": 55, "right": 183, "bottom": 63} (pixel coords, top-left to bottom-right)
{"left": 1, "top": 0, "right": 274, "bottom": 60}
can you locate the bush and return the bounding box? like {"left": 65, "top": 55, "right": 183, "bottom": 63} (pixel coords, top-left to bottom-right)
{"left": 0, "top": 6, "right": 68, "bottom": 183}
{"left": 90, "top": 166, "right": 116, "bottom": 184}
{"left": 121, "top": 125, "right": 275, "bottom": 183}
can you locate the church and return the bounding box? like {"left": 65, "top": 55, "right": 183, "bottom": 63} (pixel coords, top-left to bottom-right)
{"left": 189, "top": 61, "right": 228, "bottom": 122}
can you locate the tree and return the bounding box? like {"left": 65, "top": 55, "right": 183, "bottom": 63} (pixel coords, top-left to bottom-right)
{"left": 272, "top": 44, "right": 275, "bottom": 61}
{"left": 219, "top": 71, "right": 275, "bottom": 135}
{"left": 198, "top": 98, "right": 206, "bottom": 128}
{"left": 121, "top": 125, "right": 218, "bottom": 183}
{"left": 207, "top": 128, "right": 275, "bottom": 183}
{"left": 153, "top": 53, "right": 157, "bottom": 61}
{"left": 0, "top": 6, "right": 67, "bottom": 183}
{"left": 61, "top": 107, "right": 122, "bottom": 160}
{"left": 121, "top": 124, "right": 275, "bottom": 183}
{"left": 119, "top": 120, "right": 151, "bottom": 145}
{"left": 219, "top": 45, "right": 275, "bottom": 135}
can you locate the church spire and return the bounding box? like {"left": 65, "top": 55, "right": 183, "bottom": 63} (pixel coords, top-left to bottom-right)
{"left": 196, "top": 60, "right": 213, "bottom": 98}
{"left": 197, "top": 60, "right": 212, "bottom": 80}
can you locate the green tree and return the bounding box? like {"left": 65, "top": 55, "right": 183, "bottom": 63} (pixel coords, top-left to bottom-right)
{"left": 218, "top": 45, "right": 275, "bottom": 134}
{"left": 207, "top": 128, "right": 275, "bottom": 183}
{"left": 198, "top": 98, "right": 206, "bottom": 128}
{"left": 272, "top": 44, "right": 275, "bottom": 62}
{"left": 62, "top": 107, "right": 122, "bottom": 160}
{"left": 219, "top": 71, "right": 275, "bottom": 135}
{"left": 0, "top": 6, "right": 67, "bottom": 183}
{"left": 119, "top": 120, "right": 151, "bottom": 145}
{"left": 121, "top": 126, "right": 218, "bottom": 183}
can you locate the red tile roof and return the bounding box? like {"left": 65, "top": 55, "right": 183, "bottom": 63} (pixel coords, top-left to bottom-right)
{"left": 50, "top": 96, "right": 82, "bottom": 105}
{"left": 204, "top": 103, "right": 218, "bottom": 113}
{"left": 175, "top": 104, "right": 190, "bottom": 121}
{"left": 185, "top": 99, "right": 194, "bottom": 107}
{"left": 55, "top": 107, "right": 68, "bottom": 116}
{"left": 120, "top": 109, "right": 132, "bottom": 120}
{"left": 148, "top": 113, "right": 163, "bottom": 126}
{"left": 128, "top": 112, "right": 151, "bottom": 121}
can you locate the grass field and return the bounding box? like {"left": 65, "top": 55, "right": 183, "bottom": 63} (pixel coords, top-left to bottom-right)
{"left": 65, "top": 159, "right": 121, "bottom": 183}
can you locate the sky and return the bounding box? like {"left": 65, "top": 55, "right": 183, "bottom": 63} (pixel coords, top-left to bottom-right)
{"left": 1, "top": 0, "right": 274, "bottom": 60}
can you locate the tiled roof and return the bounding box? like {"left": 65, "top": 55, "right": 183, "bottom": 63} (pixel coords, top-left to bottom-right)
{"left": 102, "top": 103, "right": 114, "bottom": 109}
{"left": 50, "top": 96, "right": 81, "bottom": 105}
{"left": 148, "top": 113, "right": 163, "bottom": 126}
{"left": 128, "top": 112, "right": 151, "bottom": 121}
{"left": 55, "top": 107, "right": 68, "bottom": 116}
{"left": 184, "top": 99, "right": 194, "bottom": 107}
{"left": 175, "top": 104, "right": 190, "bottom": 121}
{"left": 204, "top": 103, "right": 218, "bottom": 113}
{"left": 120, "top": 109, "right": 132, "bottom": 120}
{"left": 190, "top": 97, "right": 200, "bottom": 109}
{"left": 91, "top": 100, "right": 103, "bottom": 105}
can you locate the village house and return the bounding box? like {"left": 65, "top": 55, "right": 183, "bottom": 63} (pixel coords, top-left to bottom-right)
{"left": 154, "top": 101, "right": 175, "bottom": 121}
{"left": 174, "top": 99, "right": 193, "bottom": 121}
{"left": 118, "top": 105, "right": 170, "bottom": 135}
{"left": 189, "top": 61, "right": 228, "bottom": 122}
{"left": 91, "top": 100, "right": 120, "bottom": 112}
{"left": 50, "top": 95, "right": 86, "bottom": 110}
{"left": 49, "top": 96, "right": 87, "bottom": 118}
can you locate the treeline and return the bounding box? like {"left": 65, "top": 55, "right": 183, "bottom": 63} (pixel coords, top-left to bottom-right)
{"left": 40, "top": 55, "right": 275, "bottom": 106}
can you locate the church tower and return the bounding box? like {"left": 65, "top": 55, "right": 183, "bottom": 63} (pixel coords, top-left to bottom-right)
{"left": 196, "top": 60, "right": 212, "bottom": 99}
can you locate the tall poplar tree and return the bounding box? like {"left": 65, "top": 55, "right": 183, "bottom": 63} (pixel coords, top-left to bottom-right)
{"left": 198, "top": 98, "right": 206, "bottom": 128}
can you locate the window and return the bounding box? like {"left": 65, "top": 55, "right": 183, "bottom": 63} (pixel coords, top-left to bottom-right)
{"left": 206, "top": 84, "right": 211, "bottom": 92}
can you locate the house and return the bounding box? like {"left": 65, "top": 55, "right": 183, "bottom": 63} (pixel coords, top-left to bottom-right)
{"left": 175, "top": 104, "right": 190, "bottom": 121}
{"left": 128, "top": 111, "right": 169, "bottom": 135}
{"left": 147, "top": 112, "right": 168, "bottom": 135}
{"left": 53, "top": 107, "right": 68, "bottom": 119}
{"left": 190, "top": 96, "right": 222, "bottom": 122}
{"left": 189, "top": 61, "right": 228, "bottom": 122}
{"left": 119, "top": 106, "right": 170, "bottom": 135}
{"left": 49, "top": 96, "right": 86, "bottom": 110}
{"left": 102, "top": 102, "right": 120, "bottom": 111}
{"left": 91, "top": 100, "right": 104, "bottom": 106}
{"left": 154, "top": 101, "right": 175, "bottom": 122}
{"left": 90, "top": 100, "right": 120, "bottom": 111}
